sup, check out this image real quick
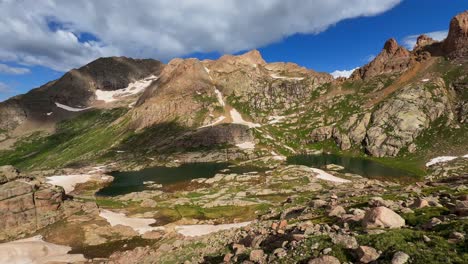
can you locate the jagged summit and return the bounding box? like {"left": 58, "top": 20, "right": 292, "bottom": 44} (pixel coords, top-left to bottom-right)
{"left": 414, "top": 34, "right": 437, "bottom": 50}
{"left": 444, "top": 10, "right": 468, "bottom": 59}
{"left": 351, "top": 38, "right": 411, "bottom": 80}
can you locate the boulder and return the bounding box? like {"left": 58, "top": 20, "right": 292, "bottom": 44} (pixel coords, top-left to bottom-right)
{"left": 362, "top": 206, "right": 405, "bottom": 228}
{"left": 443, "top": 11, "right": 468, "bottom": 59}
{"left": 328, "top": 206, "right": 346, "bottom": 217}
{"left": 249, "top": 249, "right": 265, "bottom": 263}
{"left": 330, "top": 233, "right": 359, "bottom": 249}
{"left": 356, "top": 246, "right": 380, "bottom": 263}
{"left": 308, "top": 255, "right": 341, "bottom": 264}
{"left": 0, "top": 165, "right": 20, "bottom": 184}
{"left": 392, "top": 251, "right": 410, "bottom": 264}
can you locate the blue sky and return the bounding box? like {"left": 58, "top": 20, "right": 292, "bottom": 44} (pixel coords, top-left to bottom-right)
{"left": 0, "top": 0, "right": 467, "bottom": 101}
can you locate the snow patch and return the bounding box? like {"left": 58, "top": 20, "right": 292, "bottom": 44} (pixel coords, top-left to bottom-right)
{"left": 0, "top": 235, "right": 86, "bottom": 264}
{"left": 426, "top": 156, "right": 461, "bottom": 167}
{"left": 55, "top": 102, "right": 91, "bottom": 112}
{"left": 230, "top": 108, "right": 261, "bottom": 128}
{"left": 271, "top": 151, "right": 286, "bottom": 161}
{"left": 310, "top": 168, "right": 350, "bottom": 183}
{"left": 95, "top": 75, "right": 158, "bottom": 103}
{"left": 46, "top": 112, "right": 53, "bottom": 116}
{"left": 236, "top": 141, "right": 256, "bottom": 149}
{"left": 421, "top": 79, "right": 430, "bottom": 82}
{"left": 176, "top": 222, "right": 251, "bottom": 237}
{"left": 268, "top": 115, "right": 286, "bottom": 124}
{"left": 199, "top": 116, "right": 226, "bottom": 128}
{"left": 99, "top": 210, "right": 164, "bottom": 235}
{"left": 46, "top": 174, "right": 92, "bottom": 194}
{"left": 270, "top": 74, "right": 304, "bottom": 81}
{"left": 214, "top": 88, "right": 225, "bottom": 106}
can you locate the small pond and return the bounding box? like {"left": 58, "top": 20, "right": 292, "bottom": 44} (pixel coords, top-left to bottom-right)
{"left": 287, "top": 154, "right": 416, "bottom": 180}
{"left": 96, "top": 162, "right": 262, "bottom": 196}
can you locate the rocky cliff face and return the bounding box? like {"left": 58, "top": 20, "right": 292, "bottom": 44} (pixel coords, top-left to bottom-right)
{"left": 351, "top": 39, "right": 412, "bottom": 80}
{"left": 0, "top": 166, "right": 65, "bottom": 240}
{"left": 443, "top": 10, "right": 468, "bottom": 59}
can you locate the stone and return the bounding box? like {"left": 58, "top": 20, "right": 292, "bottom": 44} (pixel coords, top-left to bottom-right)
{"left": 0, "top": 165, "right": 20, "bottom": 184}
{"left": 328, "top": 206, "right": 346, "bottom": 217}
{"left": 411, "top": 198, "right": 429, "bottom": 208}
{"left": 140, "top": 199, "right": 157, "bottom": 208}
{"left": 392, "top": 251, "right": 409, "bottom": 264}
{"left": 356, "top": 246, "right": 380, "bottom": 263}
{"left": 330, "top": 234, "right": 359, "bottom": 249}
{"left": 249, "top": 249, "right": 265, "bottom": 263}
{"left": 362, "top": 206, "right": 405, "bottom": 229}
{"left": 454, "top": 200, "right": 468, "bottom": 216}
{"left": 308, "top": 255, "right": 341, "bottom": 264}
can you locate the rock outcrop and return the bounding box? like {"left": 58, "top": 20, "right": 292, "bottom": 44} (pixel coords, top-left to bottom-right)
{"left": 351, "top": 38, "right": 412, "bottom": 80}
{"left": 443, "top": 10, "right": 468, "bottom": 59}
{"left": 0, "top": 168, "right": 65, "bottom": 239}
{"left": 364, "top": 78, "right": 450, "bottom": 157}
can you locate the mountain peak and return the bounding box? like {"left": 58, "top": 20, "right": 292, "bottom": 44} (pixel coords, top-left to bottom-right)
{"left": 237, "top": 49, "right": 266, "bottom": 65}
{"left": 443, "top": 10, "right": 468, "bottom": 58}
{"left": 383, "top": 38, "right": 399, "bottom": 53}
{"left": 414, "top": 35, "right": 436, "bottom": 50}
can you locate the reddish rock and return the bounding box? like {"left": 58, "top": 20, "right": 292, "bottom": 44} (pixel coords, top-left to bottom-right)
{"left": 356, "top": 246, "right": 380, "bottom": 263}
{"left": 351, "top": 38, "right": 412, "bottom": 80}
{"left": 308, "top": 255, "right": 341, "bottom": 264}
{"left": 362, "top": 206, "right": 405, "bottom": 229}
{"left": 414, "top": 35, "right": 437, "bottom": 50}
{"left": 443, "top": 11, "right": 468, "bottom": 59}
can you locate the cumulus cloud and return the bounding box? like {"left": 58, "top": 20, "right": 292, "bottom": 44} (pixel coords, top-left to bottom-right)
{"left": 402, "top": 30, "right": 448, "bottom": 50}
{"left": 0, "top": 64, "right": 30, "bottom": 75}
{"left": 331, "top": 68, "right": 359, "bottom": 79}
{"left": 0, "top": 0, "right": 401, "bottom": 71}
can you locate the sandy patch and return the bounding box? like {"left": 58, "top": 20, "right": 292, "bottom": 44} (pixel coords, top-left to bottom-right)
{"left": 175, "top": 222, "right": 251, "bottom": 237}
{"left": 55, "top": 102, "right": 91, "bottom": 112}
{"left": 46, "top": 174, "right": 93, "bottom": 194}
{"left": 0, "top": 235, "right": 85, "bottom": 264}
{"left": 99, "top": 210, "right": 164, "bottom": 235}
{"left": 96, "top": 75, "right": 158, "bottom": 103}
{"left": 310, "top": 168, "right": 350, "bottom": 183}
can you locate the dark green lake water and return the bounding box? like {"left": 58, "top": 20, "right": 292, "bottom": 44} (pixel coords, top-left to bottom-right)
{"left": 96, "top": 162, "right": 262, "bottom": 196}
{"left": 287, "top": 154, "right": 415, "bottom": 179}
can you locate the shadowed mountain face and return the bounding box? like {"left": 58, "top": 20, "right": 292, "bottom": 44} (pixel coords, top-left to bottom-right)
{"left": 0, "top": 11, "right": 466, "bottom": 167}
{"left": 0, "top": 57, "right": 163, "bottom": 131}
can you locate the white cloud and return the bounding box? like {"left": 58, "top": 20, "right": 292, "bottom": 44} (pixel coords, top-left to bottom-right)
{"left": 0, "top": 0, "right": 402, "bottom": 71}
{"left": 0, "top": 63, "right": 30, "bottom": 75}
{"left": 402, "top": 30, "right": 448, "bottom": 50}
{"left": 331, "top": 68, "right": 358, "bottom": 79}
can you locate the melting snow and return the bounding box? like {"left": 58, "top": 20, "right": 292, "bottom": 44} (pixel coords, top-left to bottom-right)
{"left": 55, "top": 102, "right": 91, "bottom": 112}
{"left": 199, "top": 116, "right": 226, "bottom": 128}
{"left": 99, "top": 210, "right": 164, "bottom": 235}
{"left": 214, "top": 88, "right": 225, "bottom": 106}
{"left": 270, "top": 74, "right": 304, "bottom": 81}
{"left": 0, "top": 236, "right": 86, "bottom": 264}
{"left": 268, "top": 115, "right": 286, "bottom": 124}
{"left": 426, "top": 155, "right": 467, "bottom": 167}
{"left": 95, "top": 75, "right": 158, "bottom": 103}
{"left": 176, "top": 222, "right": 251, "bottom": 237}
{"left": 230, "top": 109, "right": 261, "bottom": 128}
{"left": 46, "top": 174, "right": 92, "bottom": 194}
{"left": 236, "top": 141, "right": 256, "bottom": 149}
{"left": 46, "top": 112, "right": 53, "bottom": 116}
{"left": 310, "top": 168, "right": 350, "bottom": 183}
{"left": 421, "top": 79, "right": 430, "bottom": 82}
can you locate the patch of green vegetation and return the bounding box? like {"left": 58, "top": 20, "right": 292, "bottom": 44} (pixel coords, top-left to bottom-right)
{"left": 357, "top": 229, "right": 467, "bottom": 263}
{"left": 156, "top": 204, "right": 269, "bottom": 223}
{"left": 403, "top": 207, "right": 450, "bottom": 227}
{"left": 95, "top": 197, "right": 133, "bottom": 209}
{"left": 0, "top": 108, "right": 129, "bottom": 170}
